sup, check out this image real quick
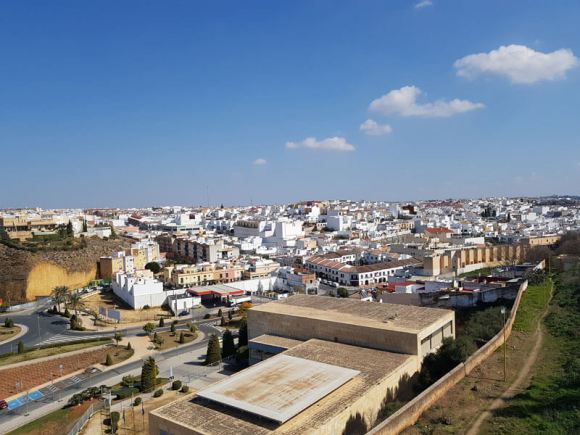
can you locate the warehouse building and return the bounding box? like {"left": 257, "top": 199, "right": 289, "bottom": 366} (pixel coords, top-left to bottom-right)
{"left": 150, "top": 295, "right": 455, "bottom": 435}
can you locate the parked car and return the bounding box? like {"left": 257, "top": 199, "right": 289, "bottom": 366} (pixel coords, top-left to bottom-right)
{"left": 0, "top": 400, "right": 8, "bottom": 410}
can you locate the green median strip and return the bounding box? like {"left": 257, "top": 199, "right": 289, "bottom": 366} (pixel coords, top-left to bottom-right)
{"left": 0, "top": 337, "right": 112, "bottom": 367}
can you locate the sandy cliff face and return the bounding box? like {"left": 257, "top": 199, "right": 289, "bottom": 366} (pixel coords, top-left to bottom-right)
{"left": 0, "top": 237, "right": 130, "bottom": 303}
{"left": 25, "top": 262, "right": 98, "bottom": 300}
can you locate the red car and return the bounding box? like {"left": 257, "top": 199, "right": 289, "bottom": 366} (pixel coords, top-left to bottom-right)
{"left": 0, "top": 400, "right": 8, "bottom": 410}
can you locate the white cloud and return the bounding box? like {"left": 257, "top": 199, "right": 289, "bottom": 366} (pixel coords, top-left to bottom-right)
{"left": 414, "top": 0, "right": 433, "bottom": 9}
{"left": 252, "top": 158, "right": 267, "bottom": 165}
{"left": 454, "top": 44, "right": 578, "bottom": 84}
{"left": 369, "top": 85, "right": 484, "bottom": 118}
{"left": 360, "top": 119, "right": 393, "bottom": 136}
{"left": 285, "top": 136, "right": 355, "bottom": 152}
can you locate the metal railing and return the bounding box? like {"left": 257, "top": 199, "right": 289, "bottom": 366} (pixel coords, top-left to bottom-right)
{"left": 68, "top": 404, "right": 99, "bottom": 435}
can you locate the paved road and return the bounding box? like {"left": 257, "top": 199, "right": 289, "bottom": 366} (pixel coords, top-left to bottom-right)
{"left": 0, "top": 300, "right": 222, "bottom": 355}
{"left": 0, "top": 301, "right": 69, "bottom": 354}
{"left": 0, "top": 324, "right": 220, "bottom": 431}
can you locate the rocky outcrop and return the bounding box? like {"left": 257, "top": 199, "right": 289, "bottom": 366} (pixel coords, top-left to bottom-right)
{"left": 0, "top": 237, "right": 130, "bottom": 303}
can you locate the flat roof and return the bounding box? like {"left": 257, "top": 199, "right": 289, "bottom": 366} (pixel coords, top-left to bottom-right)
{"left": 151, "top": 339, "right": 415, "bottom": 435}
{"left": 188, "top": 284, "right": 245, "bottom": 297}
{"left": 196, "top": 354, "right": 359, "bottom": 423}
{"left": 249, "top": 334, "right": 303, "bottom": 350}
{"left": 250, "top": 294, "right": 453, "bottom": 334}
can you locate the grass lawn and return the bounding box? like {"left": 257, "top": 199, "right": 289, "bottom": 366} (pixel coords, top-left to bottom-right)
{"left": 513, "top": 278, "right": 553, "bottom": 333}
{"left": 0, "top": 339, "right": 112, "bottom": 367}
{"left": 0, "top": 326, "right": 21, "bottom": 343}
{"left": 481, "top": 270, "right": 580, "bottom": 434}
{"left": 155, "top": 330, "right": 198, "bottom": 351}
{"left": 104, "top": 345, "right": 135, "bottom": 365}
{"left": 7, "top": 399, "right": 94, "bottom": 435}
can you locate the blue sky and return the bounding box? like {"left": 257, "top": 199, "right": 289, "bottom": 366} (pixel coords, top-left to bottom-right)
{"left": 1, "top": 0, "right": 579, "bottom": 208}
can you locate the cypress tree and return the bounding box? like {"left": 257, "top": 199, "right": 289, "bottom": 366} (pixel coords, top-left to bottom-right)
{"left": 141, "top": 357, "right": 158, "bottom": 392}
{"left": 105, "top": 353, "right": 113, "bottom": 366}
{"left": 126, "top": 342, "right": 132, "bottom": 350}
{"left": 205, "top": 334, "right": 221, "bottom": 365}
{"left": 238, "top": 318, "right": 248, "bottom": 347}
{"left": 221, "top": 329, "right": 235, "bottom": 358}
{"left": 66, "top": 220, "right": 74, "bottom": 237}
{"left": 158, "top": 317, "right": 165, "bottom": 327}
{"left": 17, "top": 340, "right": 24, "bottom": 354}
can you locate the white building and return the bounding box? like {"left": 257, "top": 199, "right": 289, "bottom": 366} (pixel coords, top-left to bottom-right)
{"left": 112, "top": 271, "right": 165, "bottom": 309}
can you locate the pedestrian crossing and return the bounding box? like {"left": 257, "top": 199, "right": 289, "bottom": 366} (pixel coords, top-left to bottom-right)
{"left": 37, "top": 333, "right": 111, "bottom": 346}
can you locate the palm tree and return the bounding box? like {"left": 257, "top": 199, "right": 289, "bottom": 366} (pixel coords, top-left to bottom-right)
{"left": 68, "top": 292, "right": 84, "bottom": 317}
{"left": 51, "top": 286, "right": 69, "bottom": 313}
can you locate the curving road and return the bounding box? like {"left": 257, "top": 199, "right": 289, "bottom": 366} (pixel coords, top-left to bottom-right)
{"left": 0, "top": 300, "right": 222, "bottom": 356}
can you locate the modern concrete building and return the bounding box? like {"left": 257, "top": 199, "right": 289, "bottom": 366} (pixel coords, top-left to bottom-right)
{"left": 149, "top": 295, "right": 455, "bottom": 435}
{"left": 150, "top": 339, "right": 418, "bottom": 435}
{"left": 248, "top": 295, "right": 454, "bottom": 364}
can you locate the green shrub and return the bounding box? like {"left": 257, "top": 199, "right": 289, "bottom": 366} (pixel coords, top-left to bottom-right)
{"left": 133, "top": 397, "right": 142, "bottom": 406}
{"left": 115, "top": 386, "right": 139, "bottom": 400}
{"left": 105, "top": 353, "right": 113, "bottom": 366}
{"left": 122, "top": 375, "right": 136, "bottom": 388}
{"left": 4, "top": 318, "right": 14, "bottom": 328}
{"left": 68, "top": 393, "right": 83, "bottom": 406}
{"left": 153, "top": 389, "right": 164, "bottom": 398}
{"left": 143, "top": 322, "right": 155, "bottom": 335}
{"left": 415, "top": 338, "right": 470, "bottom": 392}
{"left": 171, "top": 380, "right": 182, "bottom": 391}
{"left": 203, "top": 313, "right": 211, "bottom": 319}
{"left": 17, "top": 340, "right": 24, "bottom": 354}
{"left": 180, "top": 385, "right": 190, "bottom": 393}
